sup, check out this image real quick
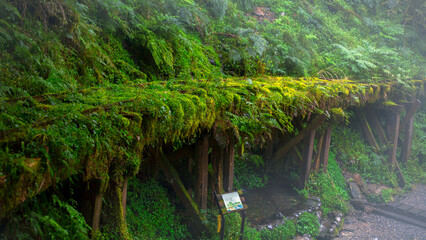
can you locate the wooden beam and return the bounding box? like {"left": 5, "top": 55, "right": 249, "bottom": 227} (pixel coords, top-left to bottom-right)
{"left": 272, "top": 115, "right": 327, "bottom": 162}
{"left": 196, "top": 135, "right": 209, "bottom": 210}
{"left": 388, "top": 111, "right": 401, "bottom": 168}
{"left": 224, "top": 135, "right": 236, "bottom": 192}
{"left": 359, "top": 113, "right": 380, "bottom": 151}
{"left": 300, "top": 129, "right": 316, "bottom": 188}
{"left": 367, "top": 109, "right": 388, "bottom": 145}
{"left": 320, "top": 127, "right": 332, "bottom": 172}
{"left": 157, "top": 152, "right": 203, "bottom": 221}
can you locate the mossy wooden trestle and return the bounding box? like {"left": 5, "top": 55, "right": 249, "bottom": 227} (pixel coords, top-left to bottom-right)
{"left": 1, "top": 77, "right": 424, "bottom": 238}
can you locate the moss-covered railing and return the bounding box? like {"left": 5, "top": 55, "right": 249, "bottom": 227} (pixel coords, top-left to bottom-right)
{"left": 1, "top": 77, "right": 424, "bottom": 216}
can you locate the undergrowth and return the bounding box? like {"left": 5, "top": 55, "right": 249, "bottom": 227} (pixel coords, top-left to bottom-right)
{"left": 126, "top": 178, "right": 189, "bottom": 240}
{"left": 331, "top": 125, "right": 398, "bottom": 187}
{"left": 301, "top": 149, "right": 350, "bottom": 216}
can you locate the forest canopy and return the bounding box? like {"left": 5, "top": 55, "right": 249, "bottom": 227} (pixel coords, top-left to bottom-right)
{"left": 0, "top": 0, "right": 425, "bottom": 99}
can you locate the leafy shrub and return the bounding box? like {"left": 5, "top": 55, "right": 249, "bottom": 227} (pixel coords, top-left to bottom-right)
{"left": 126, "top": 179, "right": 189, "bottom": 240}
{"left": 300, "top": 151, "right": 350, "bottom": 216}
{"left": 202, "top": 209, "right": 260, "bottom": 240}
{"left": 296, "top": 212, "right": 320, "bottom": 237}
{"left": 259, "top": 220, "right": 296, "bottom": 240}
{"left": 1, "top": 194, "right": 90, "bottom": 240}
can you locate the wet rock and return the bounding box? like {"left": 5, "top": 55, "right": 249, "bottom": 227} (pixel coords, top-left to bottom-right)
{"left": 272, "top": 212, "right": 284, "bottom": 219}
{"left": 348, "top": 181, "right": 366, "bottom": 201}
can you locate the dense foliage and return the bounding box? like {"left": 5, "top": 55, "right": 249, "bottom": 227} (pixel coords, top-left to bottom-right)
{"left": 0, "top": 0, "right": 425, "bottom": 239}
{"left": 331, "top": 125, "right": 398, "bottom": 186}
{"left": 0, "top": 193, "right": 90, "bottom": 240}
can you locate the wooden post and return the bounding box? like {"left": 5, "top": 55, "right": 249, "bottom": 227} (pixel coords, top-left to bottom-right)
{"left": 216, "top": 147, "right": 224, "bottom": 193}
{"left": 313, "top": 131, "right": 325, "bottom": 171}
{"left": 121, "top": 176, "right": 128, "bottom": 219}
{"left": 272, "top": 115, "right": 326, "bottom": 162}
{"left": 320, "top": 127, "right": 332, "bottom": 172}
{"left": 359, "top": 113, "right": 380, "bottom": 151}
{"left": 196, "top": 135, "right": 209, "bottom": 210}
{"left": 224, "top": 135, "right": 235, "bottom": 192}
{"left": 92, "top": 179, "right": 107, "bottom": 233}
{"left": 400, "top": 99, "right": 421, "bottom": 163}
{"left": 300, "top": 129, "right": 316, "bottom": 188}
{"left": 388, "top": 111, "right": 401, "bottom": 168}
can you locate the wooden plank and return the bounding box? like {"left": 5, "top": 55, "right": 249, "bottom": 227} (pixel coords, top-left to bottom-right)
{"left": 224, "top": 136, "right": 236, "bottom": 192}
{"left": 388, "top": 111, "right": 401, "bottom": 168}
{"left": 320, "top": 127, "right": 332, "bottom": 172}
{"left": 158, "top": 152, "right": 203, "bottom": 221}
{"left": 272, "top": 115, "right": 326, "bottom": 162}
{"left": 300, "top": 129, "right": 316, "bottom": 187}
{"left": 398, "top": 204, "right": 413, "bottom": 212}
{"left": 359, "top": 113, "right": 380, "bottom": 150}
{"left": 196, "top": 135, "right": 209, "bottom": 210}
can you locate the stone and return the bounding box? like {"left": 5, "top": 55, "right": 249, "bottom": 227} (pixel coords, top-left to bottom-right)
{"left": 349, "top": 181, "right": 366, "bottom": 201}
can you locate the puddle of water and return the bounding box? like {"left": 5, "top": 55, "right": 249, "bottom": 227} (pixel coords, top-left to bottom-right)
{"left": 244, "top": 181, "right": 319, "bottom": 229}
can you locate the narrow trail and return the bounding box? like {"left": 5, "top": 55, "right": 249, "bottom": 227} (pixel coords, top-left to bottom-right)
{"left": 334, "top": 184, "right": 426, "bottom": 240}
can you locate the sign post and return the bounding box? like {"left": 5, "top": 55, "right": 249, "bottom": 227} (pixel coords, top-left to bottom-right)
{"left": 214, "top": 190, "right": 248, "bottom": 240}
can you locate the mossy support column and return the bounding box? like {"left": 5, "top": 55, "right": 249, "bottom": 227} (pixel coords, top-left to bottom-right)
{"left": 299, "top": 129, "right": 316, "bottom": 188}
{"left": 400, "top": 99, "right": 421, "bottom": 163}
{"left": 196, "top": 134, "right": 209, "bottom": 210}
{"left": 224, "top": 135, "right": 236, "bottom": 192}
{"left": 101, "top": 174, "right": 131, "bottom": 240}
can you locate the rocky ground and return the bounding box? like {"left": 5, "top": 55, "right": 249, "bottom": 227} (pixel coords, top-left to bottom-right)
{"left": 334, "top": 184, "right": 426, "bottom": 240}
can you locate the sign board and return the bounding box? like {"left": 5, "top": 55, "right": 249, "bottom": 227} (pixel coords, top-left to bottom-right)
{"left": 215, "top": 190, "right": 247, "bottom": 214}
{"left": 222, "top": 192, "right": 244, "bottom": 212}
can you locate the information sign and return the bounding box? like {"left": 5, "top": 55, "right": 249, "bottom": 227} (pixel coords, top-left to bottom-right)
{"left": 222, "top": 191, "right": 244, "bottom": 212}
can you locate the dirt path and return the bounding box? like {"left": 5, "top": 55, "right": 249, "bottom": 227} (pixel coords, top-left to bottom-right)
{"left": 334, "top": 184, "right": 426, "bottom": 240}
